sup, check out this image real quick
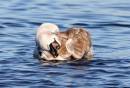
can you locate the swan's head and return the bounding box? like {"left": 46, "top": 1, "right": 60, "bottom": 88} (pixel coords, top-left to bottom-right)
{"left": 37, "top": 23, "right": 61, "bottom": 57}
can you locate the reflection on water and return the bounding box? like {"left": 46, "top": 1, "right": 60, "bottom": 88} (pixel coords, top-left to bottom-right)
{"left": 0, "top": 0, "right": 130, "bottom": 87}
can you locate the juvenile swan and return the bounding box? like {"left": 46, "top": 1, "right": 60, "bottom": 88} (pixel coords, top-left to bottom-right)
{"left": 41, "top": 27, "right": 93, "bottom": 61}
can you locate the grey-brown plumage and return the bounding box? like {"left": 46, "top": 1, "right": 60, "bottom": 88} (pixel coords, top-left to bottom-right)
{"left": 57, "top": 27, "right": 93, "bottom": 60}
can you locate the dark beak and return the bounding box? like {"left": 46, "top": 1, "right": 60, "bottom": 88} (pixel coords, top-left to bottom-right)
{"left": 49, "top": 39, "right": 60, "bottom": 57}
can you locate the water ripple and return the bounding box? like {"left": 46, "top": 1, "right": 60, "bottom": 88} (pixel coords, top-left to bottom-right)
{"left": 0, "top": 0, "right": 130, "bottom": 87}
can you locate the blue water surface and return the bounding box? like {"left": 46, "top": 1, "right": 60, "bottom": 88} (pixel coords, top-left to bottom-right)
{"left": 0, "top": 0, "right": 130, "bottom": 88}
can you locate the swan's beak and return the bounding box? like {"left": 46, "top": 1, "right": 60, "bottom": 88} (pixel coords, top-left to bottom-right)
{"left": 49, "top": 39, "right": 60, "bottom": 57}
